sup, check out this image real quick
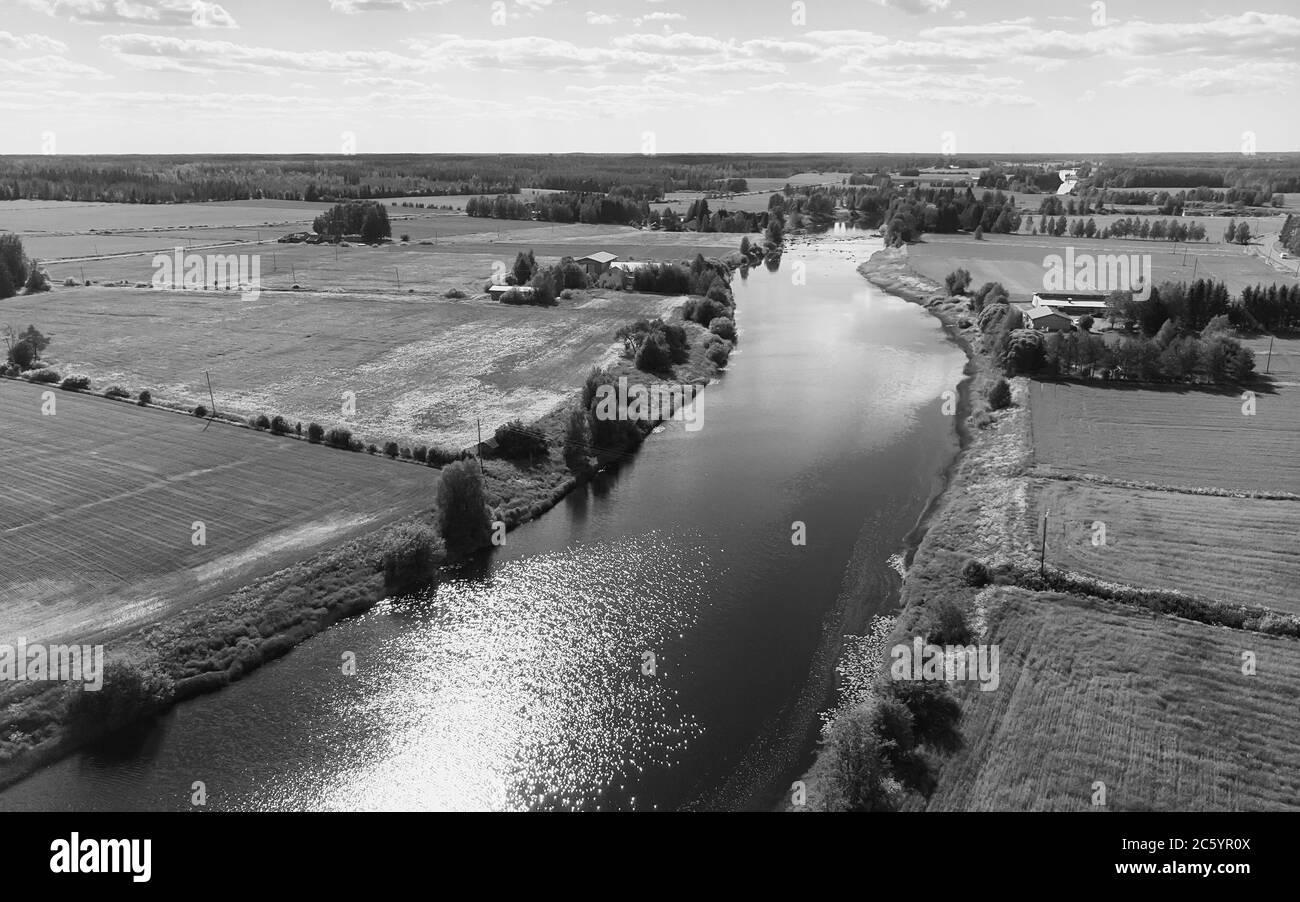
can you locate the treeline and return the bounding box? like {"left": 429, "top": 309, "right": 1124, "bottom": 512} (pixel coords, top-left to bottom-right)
{"left": 1029, "top": 214, "right": 1209, "bottom": 242}
{"left": 1280, "top": 214, "right": 1300, "bottom": 257}
{"left": 465, "top": 192, "right": 649, "bottom": 225}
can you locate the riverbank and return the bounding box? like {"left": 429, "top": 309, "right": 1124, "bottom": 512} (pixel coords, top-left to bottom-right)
{"left": 0, "top": 309, "right": 731, "bottom": 794}
{"left": 796, "top": 244, "right": 1300, "bottom": 812}
{"left": 789, "top": 244, "right": 1034, "bottom": 810}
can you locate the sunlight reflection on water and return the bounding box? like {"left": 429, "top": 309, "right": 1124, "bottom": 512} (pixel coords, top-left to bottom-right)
{"left": 247, "top": 532, "right": 713, "bottom": 811}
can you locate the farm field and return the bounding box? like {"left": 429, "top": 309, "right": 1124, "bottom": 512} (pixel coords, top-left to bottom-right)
{"left": 1028, "top": 380, "right": 1300, "bottom": 495}
{"left": 0, "top": 278, "right": 686, "bottom": 450}
{"left": 0, "top": 377, "right": 437, "bottom": 646}
{"left": 923, "top": 587, "right": 1300, "bottom": 811}
{"left": 907, "top": 231, "right": 1298, "bottom": 301}
{"left": 1030, "top": 479, "right": 1300, "bottom": 613}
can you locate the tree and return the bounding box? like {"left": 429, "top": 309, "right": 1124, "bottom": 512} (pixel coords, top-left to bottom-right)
{"left": 944, "top": 268, "right": 972, "bottom": 296}
{"left": 822, "top": 703, "right": 902, "bottom": 812}
{"left": 494, "top": 419, "right": 549, "bottom": 460}
{"left": 1004, "top": 329, "right": 1046, "bottom": 374}
{"left": 24, "top": 265, "right": 50, "bottom": 294}
{"left": 0, "top": 234, "right": 28, "bottom": 297}
{"left": 512, "top": 250, "right": 536, "bottom": 285}
{"left": 1223, "top": 220, "right": 1237, "bottom": 244}
{"left": 17, "top": 325, "right": 50, "bottom": 358}
{"left": 435, "top": 459, "right": 493, "bottom": 553}
{"left": 7, "top": 339, "right": 34, "bottom": 370}
{"left": 987, "top": 377, "right": 1012, "bottom": 410}
{"left": 1236, "top": 222, "right": 1251, "bottom": 245}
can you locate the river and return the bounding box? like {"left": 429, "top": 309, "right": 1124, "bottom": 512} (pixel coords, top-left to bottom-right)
{"left": 0, "top": 231, "right": 966, "bottom": 812}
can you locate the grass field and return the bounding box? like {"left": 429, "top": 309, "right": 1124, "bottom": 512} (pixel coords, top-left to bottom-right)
{"left": 0, "top": 377, "right": 438, "bottom": 646}
{"left": 923, "top": 587, "right": 1300, "bottom": 811}
{"left": 1028, "top": 379, "right": 1300, "bottom": 494}
{"left": 1031, "top": 479, "right": 1300, "bottom": 613}
{"left": 907, "top": 231, "right": 1297, "bottom": 300}
{"left": 1, "top": 279, "right": 685, "bottom": 450}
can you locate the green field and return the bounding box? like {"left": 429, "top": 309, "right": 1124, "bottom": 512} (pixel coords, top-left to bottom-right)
{"left": 1, "top": 277, "right": 683, "bottom": 450}
{"left": 923, "top": 587, "right": 1300, "bottom": 811}
{"left": 1028, "top": 379, "right": 1300, "bottom": 494}
{"left": 907, "top": 231, "right": 1297, "bottom": 301}
{"left": 1031, "top": 479, "right": 1300, "bottom": 613}
{"left": 0, "top": 377, "right": 437, "bottom": 646}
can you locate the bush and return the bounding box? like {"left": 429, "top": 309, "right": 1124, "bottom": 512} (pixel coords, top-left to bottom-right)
{"left": 706, "top": 339, "right": 733, "bottom": 368}
{"left": 1076, "top": 315, "right": 1095, "bottom": 332}
{"left": 63, "top": 277, "right": 77, "bottom": 287}
{"left": 400, "top": 446, "right": 412, "bottom": 460}
{"left": 324, "top": 427, "right": 354, "bottom": 450}
{"left": 426, "top": 446, "right": 462, "bottom": 467}
{"left": 194, "top": 404, "right": 209, "bottom": 418}
{"left": 708, "top": 316, "right": 736, "bottom": 342}
{"left": 384, "top": 441, "right": 399, "bottom": 458}
{"left": 270, "top": 415, "right": 289, "bottom": 435}
{"left": 59, "top": 374, "right": 91, "bottom": 391}
{"left": 380, "top": 522, "right": 444, "bottom": 589}
{"left": 367, "top": 443, "right": 378, "bottom": 454}
{"left": 925, "top": 597, "right": 973, "bottom": 646}
{"left": 435, "top": 459, "right": 493, "bottom": 553}
{"left": 255, "top": 414, "right": 272, "bottom": 430}
{"left": 1003, "top": 329, "right": 1046, "bottom": 375}
{"left": 137, "top": 390, "right": 152, "bottom": 406}
{"left": 961, "top": 558, "right": 991, "bottom": 587}
{"left": 66, "top": 660, "right": 173, "bottom": 736}
{"left": 494, "top": 419, "right": 549, "bottom": 460}
{"left": 307, "top": 422, "right": 324, "bottom": 443}
{"left": 413, "top": 446, "right": 428, "bottom": 463}
{"left": 987, "top": 378, "right": 1012, "bottom": 410}
{"left": 28, "top": 369, "right": 61, "bottom": 384}
{"left": 105, "top": 385, "right": 131, "bottom": 399}
{"left": 445, "top": 288, "right": 467, "bottom": 299}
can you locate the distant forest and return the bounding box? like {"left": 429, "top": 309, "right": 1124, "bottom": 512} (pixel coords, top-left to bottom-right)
{"left": 2, "top": 152, "right": 1298, "bottom": 206}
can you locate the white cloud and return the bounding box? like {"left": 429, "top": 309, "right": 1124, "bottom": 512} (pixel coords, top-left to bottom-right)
{"left": 21, "top": 0, "right": 238, "bottom": 28}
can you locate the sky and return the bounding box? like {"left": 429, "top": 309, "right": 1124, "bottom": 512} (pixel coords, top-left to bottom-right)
{"left": 0, "top": 0, "right": 1297, "bottom": 155}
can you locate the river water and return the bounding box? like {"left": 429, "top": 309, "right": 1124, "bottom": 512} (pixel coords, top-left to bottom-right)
{"left": 0, "top": 231, "right": 966, "bottom": 812}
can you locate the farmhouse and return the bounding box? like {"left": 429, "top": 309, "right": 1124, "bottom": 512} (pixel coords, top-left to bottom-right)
{"left": 1024, "top": 307, "right": 1074, "bottom": 332}
{"left": 1032, "top": 290, "right": 1112, "bottom": 316}
{"left": 488, "top": 284, "right": 536, "bottom": 302}
{"left": 577, "top": 251, "right": 619, "bottom": 278}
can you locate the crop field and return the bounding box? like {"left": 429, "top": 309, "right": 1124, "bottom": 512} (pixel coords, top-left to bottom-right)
{"left": 1028, "top": 380, "right": 1300, "bottom": 494}
{"left": 1030, "top": 479, "right": 1300, "bottom": 613}
{"left": 0, "top": 276, "right": 686, "bottom": 450}
{"left": 0, "top": 378, "right": 437, "bottom": 646}
{"left": 907, "top": 231, "right": 1296, "bottom": 300}
{"left": 923, "top": 587, "right": 1300, "bottom": 811}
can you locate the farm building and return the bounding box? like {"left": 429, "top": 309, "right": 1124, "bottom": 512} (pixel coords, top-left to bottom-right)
{"left": 488, "top": 285, "right": 536, "bottom": 302}
{"left": 1032, "top": 290, "right": 1112, "bottom": 316}
{"left": 1024, "top": 307, "right": 1074, "bottom": 332}
{"left": 608, "top": 260, "right": 651, "bottom": 289}
{"left": 577, "top": 252, "right": 619, "bottom": 278}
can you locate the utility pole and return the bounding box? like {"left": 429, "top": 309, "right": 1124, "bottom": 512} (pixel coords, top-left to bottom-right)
{"left": 1039, "top": 508, "right": 1049, "bottom": 578}
{"left": 1265, "top": 336, "right": 1274, "bottom": 374}
{"left": 477, "top": 418, "right": 484, "bottom": 474}
{"left": 396, "top": 268, "right": 401, "bottom": 290}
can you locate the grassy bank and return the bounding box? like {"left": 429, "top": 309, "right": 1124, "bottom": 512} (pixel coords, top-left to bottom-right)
{"left": 795, "top": 245, "right": 1300, "bottom": 812}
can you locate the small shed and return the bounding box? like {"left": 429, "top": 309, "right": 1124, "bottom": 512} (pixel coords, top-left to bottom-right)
{"left": 488, "top": 284, "right": 536, "bottom": 302}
